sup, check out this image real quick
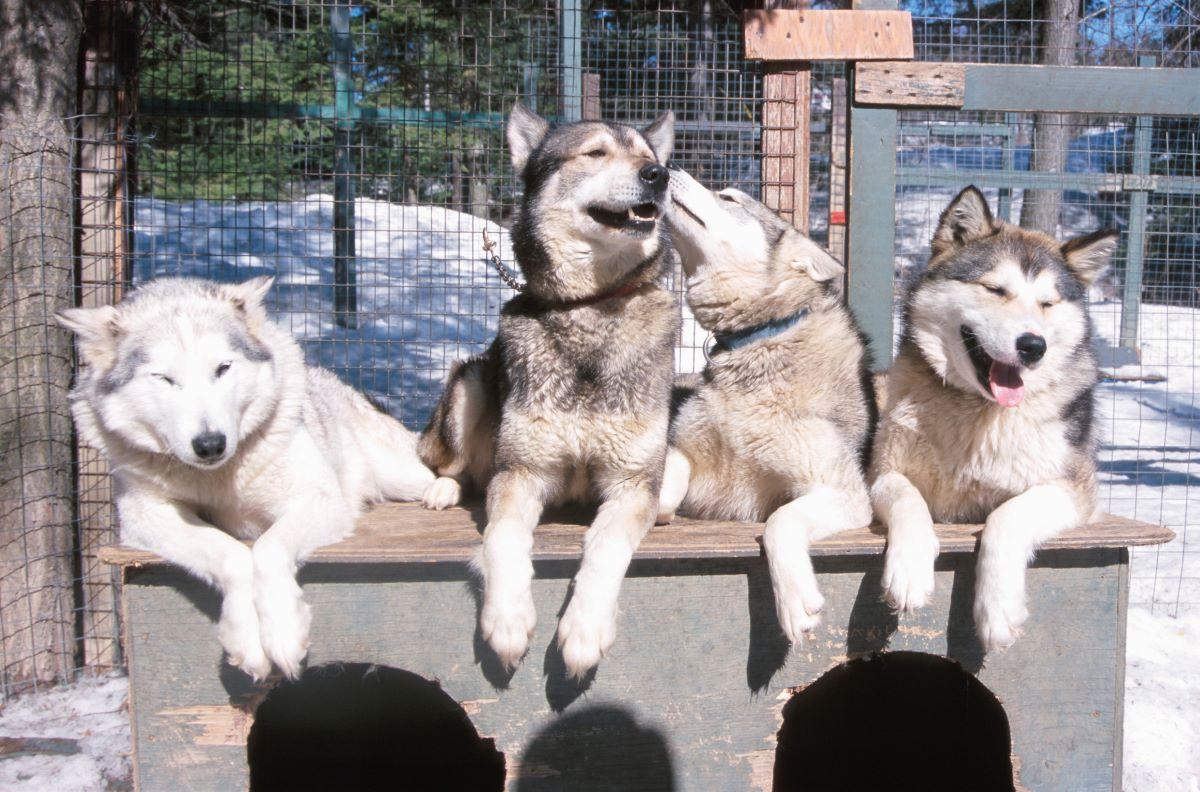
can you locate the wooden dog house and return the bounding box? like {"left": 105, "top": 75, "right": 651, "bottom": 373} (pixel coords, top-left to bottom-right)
{"left": 103, "top": 504, "right": 1170, "bottom": 790}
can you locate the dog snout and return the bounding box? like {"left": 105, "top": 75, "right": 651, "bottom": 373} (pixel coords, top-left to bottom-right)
{"left": 1015, "top": 332, "right": 1047, "bottom": 365}
{"left": 639, "top": 163, "right": 669, "bottom": 193}
{"left": 191, "top": 430, "right": 227, "bottom": 461}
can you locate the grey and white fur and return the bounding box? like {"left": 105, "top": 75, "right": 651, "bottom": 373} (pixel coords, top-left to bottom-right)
{"left": 58, "top": 277, "right": 434, "bottom": 679}
{"left": 657, "top": 168, "right": 875, "bottom": 644}
{"left": 870, "top": 186, "right": 1117, "bottom": 651}
{"left": 419, "top": 103, "right": 679, "bottom": 678}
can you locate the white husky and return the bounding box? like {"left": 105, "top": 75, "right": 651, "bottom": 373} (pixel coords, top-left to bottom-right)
{"left": 58, "top": 277, "right": 434, "bottom": 679}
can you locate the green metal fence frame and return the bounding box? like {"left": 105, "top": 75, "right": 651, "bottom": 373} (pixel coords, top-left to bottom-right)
{"left": 848, "top": 56, "right": 1200, "bottom": 368}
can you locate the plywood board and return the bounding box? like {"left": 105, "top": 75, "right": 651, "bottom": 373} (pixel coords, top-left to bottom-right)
{"left": 123, "top": 550, "right": 1128, "bottom": 790}
{"left": 100, "top": 504, "right": 1172, "bottom": 567}
{"left": 744, "top": 10, "right": 914, "bottom": 62}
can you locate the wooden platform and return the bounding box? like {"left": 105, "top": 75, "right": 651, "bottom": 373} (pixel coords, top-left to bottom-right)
{"left": 100, "top": 502, "right": 1173, "bottom": 567}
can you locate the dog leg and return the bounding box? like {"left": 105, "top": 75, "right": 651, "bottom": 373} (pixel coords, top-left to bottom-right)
{"left": 873, "top": 471, "right": 940, "bottom": 612}
{"left": 423, "top": 476, "right": 464, "bottom": 510}
{"left": 362, "top": 421, "right": 436, "bottom": 502}
{"left": 655, "top": 447, "right": 691, "bottom": 524}
{"left": 117, "top": 493, "right": 270, "bottom": 680}
{"left": 253, "top": 475, "right": 356, "bottom": 679}
{"left": 477, "top": 469, "right": 546, "bottom": 669}
{"left": 974, "top": 482, "right": 1078, "bottom": 652}
{"left": 764, "top": 485, "right": 870, "bottom": 644}
{"left": 557, "top": 483, "right": 657, "bottom": 679}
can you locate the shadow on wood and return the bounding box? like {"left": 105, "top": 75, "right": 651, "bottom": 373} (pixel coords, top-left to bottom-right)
{"left": 773, "top": 652, "right": 1013, "bottom": 792}
{"left": 512, "top": 705, "right": 675, "bottom": 791}
{"left": 246, "top": 663, "right": 505, "bottom": 791}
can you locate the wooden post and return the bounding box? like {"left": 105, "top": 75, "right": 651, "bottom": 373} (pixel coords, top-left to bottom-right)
{"left": 1118, "top": 57, "right": 1158, "bottom": 352}
{"left": 761, "top": 67, "right": 811, "bottom": 233}
{"left": 846, "top": 0, "right": 900, "bottom": 371}
{"left": 581, "top": 72, "right": 601, "bottom": 122}
{"left": 827, "top": 75, "right": 848, "bottom": 260}
{"left": 74, "top": 0, "right": 134, "bottom": 672}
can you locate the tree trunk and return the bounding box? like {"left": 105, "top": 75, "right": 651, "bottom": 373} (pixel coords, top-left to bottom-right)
{"left": 0, "top": 0, "right": 84, "bottom": 694}
{"left": 1019, "top": 0, "right": 1078, "bottom": 233}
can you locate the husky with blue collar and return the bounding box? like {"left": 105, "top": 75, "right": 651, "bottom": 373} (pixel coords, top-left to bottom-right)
{"left": 659, "top": 168, "right": 876, "bottom": 645}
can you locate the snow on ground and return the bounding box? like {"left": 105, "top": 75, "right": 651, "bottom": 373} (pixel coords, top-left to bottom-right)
{"left": 1124, "top": 608, "right": 1200, "bottom": 791}
{"left": 0, "top": 674, "right": 129, "bottom": 791}
{"left": 0, "top": 194, "right": 1160, "bottom": 790}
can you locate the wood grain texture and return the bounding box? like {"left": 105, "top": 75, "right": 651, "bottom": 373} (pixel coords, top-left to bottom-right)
{"left": 855, "top": 60, "right": 965, "bottom": 106}
{"left": 743, "top": 10, "right": 914, "bottom": 61}
{"left": 99, "top": 503, "right": 1173, "bottom": 567}
{"left": 123, "top": 550, "right": 1128, "bottom": 791}
{"left": 854, "top": 62, "right": 1200, "bottom": 114}
{"left": 761, "top": 67, "right": 811, "bottom": 232}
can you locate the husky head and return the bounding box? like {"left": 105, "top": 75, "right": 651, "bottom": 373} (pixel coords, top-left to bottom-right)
{"left": 57, "top": 277, "right": 281, "bottom": 469}
{"left": 907, "top": 186, "right": 1117, "bottom": 408}
{"left": 507, "top": 102, "right": 675, "bottom": 302}
{"left": 665, "top": 167, "right": 844, "bottom": 331}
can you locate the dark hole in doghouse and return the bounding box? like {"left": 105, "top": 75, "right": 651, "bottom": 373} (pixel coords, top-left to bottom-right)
{"left": 247, "top": 663, "right": 505, "bottom": 792}
{"left": 773, "top": 651, "right": 1014, "bottom": 792}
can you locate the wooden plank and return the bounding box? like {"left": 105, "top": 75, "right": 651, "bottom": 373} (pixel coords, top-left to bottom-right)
{"left": 855, "top": 61, "right": 964, "bottom": 107}
{"left": 855, "top": 62, "right": 1200, "bottom": 115}
{"left": 761, "top": 67, "right": 811, "bottom": 232}
{"left": 99, "top": 503, "right": 1173, "bottom": 568}
{"left": 743, "top": 10, "right": 913, "bottom": 62}
{"left": 845, "top": 100, "right": 897, "bottom": 371}
{"left": 123, "top": 550, "right": 1129, "bottom": 790}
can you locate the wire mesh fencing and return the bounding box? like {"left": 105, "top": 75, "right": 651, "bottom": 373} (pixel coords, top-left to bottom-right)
{"left": 1, "top": 0, "right": 1197, "bottom": 698}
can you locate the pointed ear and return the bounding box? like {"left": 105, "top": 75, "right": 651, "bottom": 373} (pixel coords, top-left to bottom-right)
{"left": 642, "top": 110, "right": 675, "bottom": 163}
{"left": 1062, "top": 229, "right": 1118, "bottom": 286}
{"left": 506, "top": 102, "right": 550, "bottom": 174}
{"left": 781, "top": 230, "right": 845, "bottom": 284}
{"left": 224, "top": 276, "right": 274, "bottom": 326}
{"left": 56, "top": 305, "right": 120, "bottom": 367}
{"left": 932, "top": 185, "right": 997, "bottom": 256}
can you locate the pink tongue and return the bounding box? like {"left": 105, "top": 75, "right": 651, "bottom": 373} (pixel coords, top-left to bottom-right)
{"left": 989, "top": 361, "right": 1025, "bottom": 407}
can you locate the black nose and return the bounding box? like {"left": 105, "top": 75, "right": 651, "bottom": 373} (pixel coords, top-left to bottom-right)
{"left": 639, "top": 163, "right": 668, "bottom": 192}
{"left": 192, "top": 431, "right": 227, "bottom": 460}
{"left": 1016, "top": 333, "right": 1047, "bottom": 365}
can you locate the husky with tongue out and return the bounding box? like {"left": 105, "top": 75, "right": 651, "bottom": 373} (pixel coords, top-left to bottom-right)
{"left": 870, "top": 186, "right": 1117, "bottom": 652}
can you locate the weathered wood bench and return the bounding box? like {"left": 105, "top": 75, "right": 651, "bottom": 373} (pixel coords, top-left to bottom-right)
{"left": 102, "top": 504, "right": 1172, "bottom": 791}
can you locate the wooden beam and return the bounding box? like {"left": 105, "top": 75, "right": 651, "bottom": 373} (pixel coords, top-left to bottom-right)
{"left": 761, "top": 67, "right": 811, "bottom": 232}
{"left": 744, "top": 10, "right": 913, "bottom": 62}
{"left": 855, "top": 62, "right": 1200, "bottom": 115}
{"left": 855, "top": 61, "right": 964, "bottom": 107}
{"left": 99, "top": 502, "right": 1174, "bottom": 567}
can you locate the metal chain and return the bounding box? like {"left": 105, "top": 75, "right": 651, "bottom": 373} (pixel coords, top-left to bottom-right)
{"left": 481, "top": 227, "right": 525, "bottom": 292}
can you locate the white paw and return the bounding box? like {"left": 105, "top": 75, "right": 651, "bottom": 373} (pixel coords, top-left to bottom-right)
{"left": 881, "top": 531, "right": 939, "bottom": 612}
{"left": 557, "top": 596, "right": 618, "bottom": 679}
{"left": 772, "top": 566, "right": 825, "bottom": 644}
{"left": 255, "top": 576, "right": 312, "bottom": 679}
{"left": 219, "top": 592, "right": 271, "bottom": 680}
{"left": 480, "top": 588, "right": 536, "bottom": 670}
{"left": 655, "top": 509, "right": 675, "bottom": 525}
{"left": 974, "top": 570, "right": 1028, "bottom": 653}
{"left": 423, "top": 476, "right": 462, "bottom": 510}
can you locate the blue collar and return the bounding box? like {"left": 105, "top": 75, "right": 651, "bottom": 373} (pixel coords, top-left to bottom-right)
{"left": 712, "top": 308, "right": 810, "bottom": 353}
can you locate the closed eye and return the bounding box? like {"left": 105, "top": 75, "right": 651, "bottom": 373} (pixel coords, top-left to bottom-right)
{"left": 1040, "top": 300, "right": 1058, "bottom": 309}
{"left": 584, "top": 149, "right": 606, "bottom": 158}
{"left": 215, "top": 361, "right": 232, "bottom": 378}
{"left": 151, "top": 373, "right": 175, "bottom": 386}
{"left": 982, "top": 284, "right": 1008, "bottom": 297}
{"left": 718, "top": 193, "right": 738, "bottom": 203}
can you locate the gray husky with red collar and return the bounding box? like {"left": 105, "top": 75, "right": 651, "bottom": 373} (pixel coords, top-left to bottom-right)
{"left": 418, "top": 103, "right": 678, "bottom": 679}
